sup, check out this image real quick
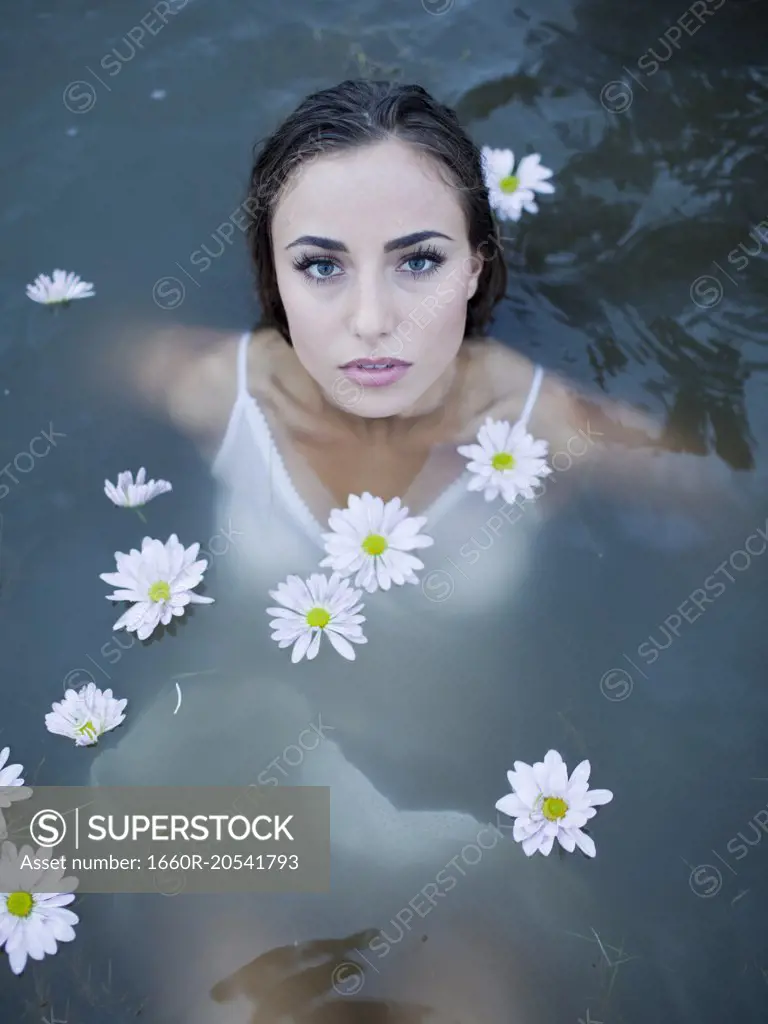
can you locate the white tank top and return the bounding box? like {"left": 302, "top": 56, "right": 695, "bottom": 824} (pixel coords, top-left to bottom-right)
{"left": 211, "top": 331, "right": 545, "bottom": 615}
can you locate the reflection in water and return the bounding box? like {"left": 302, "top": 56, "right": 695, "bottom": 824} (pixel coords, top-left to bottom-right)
{"left": 211, "top": 931, "right": 442, "bottom": 1023}
{"left": 651, "top": 319, "right": 755, "bottom": 469}
{"left": 459, "top": 0, "right": 768, "bottom": 477}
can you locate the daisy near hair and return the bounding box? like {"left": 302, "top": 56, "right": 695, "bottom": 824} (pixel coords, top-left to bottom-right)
{"left": 45, "top": 683, "right": 127, "bottom": 747}
{"left": 25, "top": 269, "right": 95, "bottom": 306}
{"left": 104, "top": 468, "right": 172, "bottom": 509}
{"left": 496, "top": 749, "right": 614, "bottom": 858}
{"left": 267, "top": 572, "right": 367, "bottom": 663}
{"left": 481, "top": 147, "right": 554, "bottom": 222}
{"left": 100, "top": 533, "right": 214, "bottom": 641}
{"left": 457, "top": 417, "right": 552, "bottom": 503}
{"left": 0, "top": 841, "right": 79, "bottom": 975}
{"left": 320, "top": 492, "right": 434, "bottom": 593}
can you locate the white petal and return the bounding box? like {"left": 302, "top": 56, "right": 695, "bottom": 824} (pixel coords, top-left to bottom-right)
{"left": 7, "top": 940, "right": 28, "bottom": 974}
{"left": 513, "top": 817, "right": 540, "bottom": 842}
{"left": 557, "top": 830, "right": 576, "bottom": 853}
{"left": 508, "top": 764, "right": 539, "bottom": 807}
{"left": 495, "top": 793, "right": 528, "bottom": 818}
{"left": 325, "top": 630, "right": 357, "bottom": 660}
{"left": 572, "top": 828, "right": 597, "bottom": 858}
{"left": 568, "top": 759, "right": 591, "bottom": 791}
{"left": 305, "top": 630, "right": 323, "bottom": 660}
{"left": 521, "top": 830, "right": 545, "bottom": 856}
{"left": 290, "top": 630, "right": 313, "bottom": 663}
{"left": 583, "top": 788, "right": 613, "bottom": 807}
{"left": 537, "top": 832, "right": 556, "bottom": 856}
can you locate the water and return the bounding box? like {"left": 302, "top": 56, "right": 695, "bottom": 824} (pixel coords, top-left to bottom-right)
{"left": 2, "top": 0, "right": 768, "bottom": 1020}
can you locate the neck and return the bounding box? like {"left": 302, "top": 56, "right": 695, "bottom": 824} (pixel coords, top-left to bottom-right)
{"left": 270, "top": 340, "right": 468, "bottom": 445}
{"left": 322, "top": 352, "right": 466, "bottom": 444}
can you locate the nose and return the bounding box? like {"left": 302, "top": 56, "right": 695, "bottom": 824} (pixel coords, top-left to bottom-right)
{"left": 348, "top": 270, "right": 395, "bottom": 348}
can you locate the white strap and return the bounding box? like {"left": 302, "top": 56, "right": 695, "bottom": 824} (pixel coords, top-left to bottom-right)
{"left": 236, "top": 331, "right": 251, "bottom": 397}
{"left": 519, "top": 365, "right": 544, "bottom": 428}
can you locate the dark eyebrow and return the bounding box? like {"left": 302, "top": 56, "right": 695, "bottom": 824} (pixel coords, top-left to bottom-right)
{"left": 285, "top": 230, "right": 453, "bottom": 253}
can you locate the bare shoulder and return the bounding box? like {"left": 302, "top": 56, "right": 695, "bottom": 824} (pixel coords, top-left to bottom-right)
{"left": 460, "top": 337, "right": 738, "bottom": 518}
{"left": 125, "top": 323, "right": 282, "bottom": 454}
{"left": 460, "top": 335, "right": 662, "bottom": 451}
{"left": 458, "top": 336, "right": 579, "bottom": 447}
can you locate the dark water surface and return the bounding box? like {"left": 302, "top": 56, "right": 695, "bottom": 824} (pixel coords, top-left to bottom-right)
{"left": 2, "top": 0, "right": 768, "bottom": 1021}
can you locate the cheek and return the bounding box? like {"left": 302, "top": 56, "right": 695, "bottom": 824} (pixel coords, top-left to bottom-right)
{"left": 430, "top": 277, "right": 473, "bottom": 332}
{"left": 417, "top": 304, "right": 466, "bottom": 365}
{"left": 275, "top": 273, "right": 332, "bottom": 359}
{"left": 278, "top": 274, "right": 342, "bottom": 341}
{"left": 275, "top": 267, "right": 308, "bottom": 321}
{"left": 388, "top": 279, "right": 467, "bottom": 363}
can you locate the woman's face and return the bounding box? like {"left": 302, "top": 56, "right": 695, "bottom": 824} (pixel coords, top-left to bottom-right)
{"left": 270, "top": 138, "right": 483, "bottom": 419}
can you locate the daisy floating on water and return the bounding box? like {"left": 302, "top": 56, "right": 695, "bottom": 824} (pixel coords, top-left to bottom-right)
{"left": 0, "top": 748, "right": 25, "bottom": 795}
{"left": 104, "top": 468, "right": 172, "bottom": 512}
{"left": 267, "top": 572, "right": 367, "bottom": 663}
{"left": 320, "top": 492, "right": 434, "bottom": 594}
{"left": 0, "top": 748, "right": 30, "bottom": 838}
{"left": 0, "top": 841, "right": 79, "bottom": 975}
{"left": 496, "top": 749, "right": 613, "bottom": 858}
{"left": 100, "top": 533, "right": 214, "bottom": 641}
{"left": 481, "top": 147, "right": 554, "bottom": 222}
{"left": 457, "top": 416, "right": 551, "bottom": 503}
{"left": 25, "top": 269, "right": 95, "bottom": 306}
{"left": 45, "top": 682, "right": 127, "bottom": 747}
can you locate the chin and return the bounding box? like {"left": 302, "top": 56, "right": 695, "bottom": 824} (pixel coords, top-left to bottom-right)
{"left": 349, "top": 393, "right": 415, "bottom": 418}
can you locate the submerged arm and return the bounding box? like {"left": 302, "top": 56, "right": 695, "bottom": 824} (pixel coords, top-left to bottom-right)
{"left": 94, "top": 321, "right": 243, "bottom": 455}
{"left": 463, "top": 339, "right": 743, "bottom": 520}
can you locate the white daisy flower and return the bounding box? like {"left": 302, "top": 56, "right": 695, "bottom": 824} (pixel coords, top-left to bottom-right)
{"left": 104, "top": 467, "right": 172, "bottom": 509}
{"left": 457, "top": 416, "right": 552, "bottom": 503}
{"left": 25, "top": 269, "right": 95, "bottom": 306}
{"left": 0, "top": 748, "right": 25, "bottom": 795}
{"left": 45, "top": 683, "right": 127, "bottom": 747}
{"left": 0, "top": 748, "right": 30, "bottom": 839}
{"left": 496, "top": 749, "right": 614, "bottom": 858}
{"left": 0, "top": 841, "right": 79, "bottom": 975}
{"left": 267, "top": 572, "right": 367, "bottom": 663}
{"left": 481, "top": 147, "right": 554, "bottom": 222}
{"left": 319, "top": 492, "right": 434, "bottom": 594}
{"left": 100, "top": 533, "right": 214, "bottom": 641}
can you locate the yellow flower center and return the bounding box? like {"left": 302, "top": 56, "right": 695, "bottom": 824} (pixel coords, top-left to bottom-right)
{"left": 148, "top": 580, "right": 171, "bottom": 602}
{"left": 541, "top": 796, "right": 568, "bottom": 821}
{"left": 499, "top": 174, "right": 519, "bottom": 194}
{"left": 491, "top": 452, "right": 515, "bottom": 471}
{"left": 6, "top": 892, "right": 34, "bottom": 917}
{"left": 362, "top": 533, "right": 388, "bottom": 557}
{"left": 305, "top": 607, "right": 330, "bottom": 629}
{"left": 76, "top": 720, "right": 99, "bottom": 741}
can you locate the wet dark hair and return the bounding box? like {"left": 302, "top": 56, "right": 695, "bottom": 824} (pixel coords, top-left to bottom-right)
{"left": 245, "top": 79, "right": 507, "bottom": 345}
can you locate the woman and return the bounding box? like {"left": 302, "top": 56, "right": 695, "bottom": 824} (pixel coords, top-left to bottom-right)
{"left": 92, "top": 80, "right": 727, "bottom": 1022}
{"left": 123, "top": 80, "right": 666, "bottom": 520}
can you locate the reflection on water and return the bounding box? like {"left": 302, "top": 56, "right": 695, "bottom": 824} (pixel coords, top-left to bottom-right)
{"left": 210, "top": 931, "right": 439, "bottom": 1023}
{"left": 2, "top": 0, "right": 768, "bottom": 1021}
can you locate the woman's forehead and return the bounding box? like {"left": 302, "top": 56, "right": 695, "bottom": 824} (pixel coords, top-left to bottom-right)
{"left": 272, "top": 139, "right": 466, "bottom": 243}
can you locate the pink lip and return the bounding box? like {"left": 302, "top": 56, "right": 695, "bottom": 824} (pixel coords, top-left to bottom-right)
{"left": 339, "top": 359, "right": 412, "bottom": 388}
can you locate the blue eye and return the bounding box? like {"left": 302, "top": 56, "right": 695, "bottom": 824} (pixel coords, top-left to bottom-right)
{"left": 291, "top": 244, "right": 448, "bottom": 285}
{"left": 309, "top": 261, "right": 338, "bottom": 279}
{"left": 400, "top": 245, "right": 447, "bottom": 279}
{"left": 291, "top": 253, "right": 342, "bottom": 285}
{"left": 405, "top": 257, "right": 430, "bottom": 273}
